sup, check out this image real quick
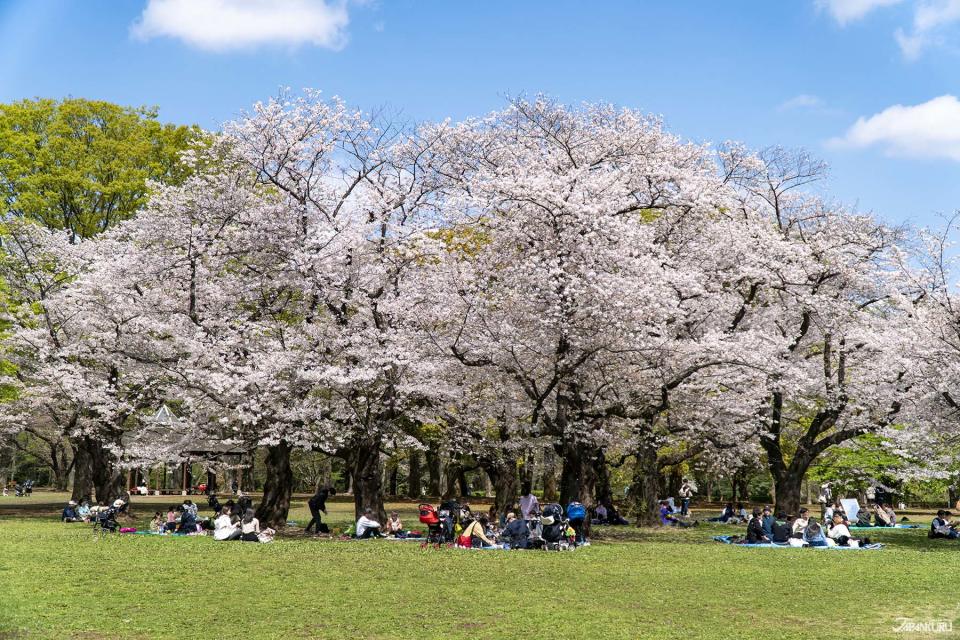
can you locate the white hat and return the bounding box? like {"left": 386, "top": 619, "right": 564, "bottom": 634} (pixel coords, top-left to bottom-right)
{"left": 68, "top": 500, "right": 77, "bottom": 506}
{"left": 112, "top": 499, "right": 125, "bottom": 508}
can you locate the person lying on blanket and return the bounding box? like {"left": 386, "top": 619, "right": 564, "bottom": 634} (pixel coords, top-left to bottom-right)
{"left": 746, "top": 508, "right": 769, "bottom": 544}
{"left": 930, "top": 510, "right": 959, "bottom": 539}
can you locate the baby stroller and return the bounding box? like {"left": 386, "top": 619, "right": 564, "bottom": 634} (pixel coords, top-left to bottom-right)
{"left": 92, "top": 506, "right": 119, "bottom": 537}
{"left": 540, "top": 503, "right": 574, "bottom": 550}
{"left": 418, "top": 503, "right": 449, "bottom": 548}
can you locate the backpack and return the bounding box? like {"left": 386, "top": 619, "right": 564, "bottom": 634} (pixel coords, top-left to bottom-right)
{"left": 567, "top": 502, "right": 586, "bottom": 520}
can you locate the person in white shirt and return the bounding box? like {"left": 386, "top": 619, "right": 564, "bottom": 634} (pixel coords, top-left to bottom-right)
{"left": 214, "top": 509, "right": 241, "bottom": 541}
{"left": 828, "top": 513, "right": 869, "bottom": 547}
{"left": 239, "top": 508, "right": 260, "bottom": 542}
{"left": 356, "top": 508, "right": 383, "bottom": 538}
{"left": 791, "top": 508, "right": 810, "bottom": 537}
{"left": 519, "top": 483, "right": 539, "bottom": 521}
{"left": 594, "top": 503, "right": 609, "bottom": 523}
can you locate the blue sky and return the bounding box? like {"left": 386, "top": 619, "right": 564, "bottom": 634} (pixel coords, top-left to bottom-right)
{"left": 1, "top": 0, "right": 959, "bottom": 228}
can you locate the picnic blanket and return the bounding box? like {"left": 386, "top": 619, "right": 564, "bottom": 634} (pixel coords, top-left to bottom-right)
{"left": 713, "top": 535, "right": 883, "bottom": 550}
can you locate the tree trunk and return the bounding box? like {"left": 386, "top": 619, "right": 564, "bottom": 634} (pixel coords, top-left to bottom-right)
{"left": 425, "top": 448, "right": 441, "bottom": 497}
{"left": 350, "top": 438, "right": 385, "bottom": 523}
{"left": 630, "top": 443, "right": 660, "bottom": 527}
{"left": 206, "top": 469, "right": 217, "bottom": 494}
{"left": 79, "top": 437, "right": 124, "bottom": 503}
{"left": 71, "top": 439, "right": 94, "bottom": 502}
{"left": 256, "top": 441, "right": 293, "bottom": 529}
{"left": 772, "top": 469, "right": 804, "bottom": 516}
{"left": 442, "top": 460, "right": 460, "bottom": 500}
{"left": 483, "top": 460, "right": 520, "bottom": 516}
{"left": 407, "top": 451, "right": 422, "bottom": 499}
{"left": 388, "top": 464, "right": 399, "bottom": 497}
{"left": 558, "top": 441, "right": 599, "bottom": 507}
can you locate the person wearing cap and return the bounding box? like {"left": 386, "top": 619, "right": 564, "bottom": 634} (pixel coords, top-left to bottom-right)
{"left": 501, "top": 512, "right": 530, "bottom": 549}
{"left": 761, "top": 506, "right": 775, "bottom": 538}
{"left": 61, "top": 500, "right": 80, "bottom": 522}
{"left": 746, "top": 507, "right": 768, "bottom": 543}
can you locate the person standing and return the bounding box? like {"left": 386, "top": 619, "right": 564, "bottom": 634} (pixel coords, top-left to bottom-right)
{"left": 519, "top": 483, "right": 540, "bottom": 521}
{"left": 305, "top": 486, "right": 334, "bottom": 535}
{"left": 818, "top": 483, "right": 831, "bottom": 521}
{"left": 679, "top": 479, "right": 694, "bottom": 516}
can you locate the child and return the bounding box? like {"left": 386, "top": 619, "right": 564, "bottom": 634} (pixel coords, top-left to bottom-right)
{"left": 165, "top": 506, "right": 177, "bottom": 532}
{"left": 384, "top": 512, "right": 404, "bottom": 536}
{"left": 150, "top": 511, "right": 164, "bottom": 532}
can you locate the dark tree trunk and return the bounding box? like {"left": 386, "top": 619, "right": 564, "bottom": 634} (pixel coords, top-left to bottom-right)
{"left": 83, "top": 437, "right": 124, "bottom": 503}
{"left": 558, "top": 441, "right": 599, "bottom": 508}
{"left": 256, "top": 441, "right": 293, "bottom": 528}
{"left": 388, "top": 464, "right": 399, "bottom": 497}
{"left": 407, "top": 451, "right": 422, "bottom": 499}
{"left": 350, "top": 438, "right": 385, "bottom": 523}
{"left": 772, "top": 469, "right": 804, "bottom": 516}
{"left": 442, "top": 461, "right": 459, "bottom": 500}
{"left": 241, "top": 452, "right": 256, "bottom": 492}
{"left": 425, "top": 448, "right": 442, "bottom": 498}
{"left": 71, "top": 439, "right": 94, "bottom": 502}
{"left": 667, "top": 468, "right": 682, "bottom": 499}
{"left": 482, "top": 460, "right": 519, "bottom": 516}
{"left": 206, "top": 470, "right": 218, "bottom": 494}
{"left": 457, "top": 467, "right": 470, "bottom": 497}
{"left": 630, "top": 443, "right": 660, "bottom": 527}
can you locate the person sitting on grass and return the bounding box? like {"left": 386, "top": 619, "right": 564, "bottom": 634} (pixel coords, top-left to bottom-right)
{"left": 606, "top": 503, "right": 629, "bottom": 525}
{"left": 150, "top": 511, "right": 164, "bottom": 532}
{"left": 165, "top": 506, "right": 177, "bottom": 532}
{"left": 659, "top": 500, "right": 697, "bottom": 528}
{"left": 239, "top": 508, "right": 260, "bottom": 542}
{"left": 501, "top": 512, "right": 530, "bottom": 549}
{"left": 856, "top": 507, "right": 872, "bottom": 527}
{"left": 791, "top": 508, "right": 810, "bottom": 538}
{"left": 827, "top": 513, "right": 870, "bottom": 547}
{"left": 176, "top": 505, "right": 198, "bottom": 533}
{"left": 746, "top": 507, "right": 769, "bottom": 543}
{"left": 761, "top": 506, "right": 775, "bottom": 538}
{"left": 207, "top": 494, "right": 222, "bottom": 516}
{"left": 384, "top": 511, "right": 404, "bottom": 537}
{"left": 355, "top": 508, "right": 384, "bottom": 539}
{"left": 214, "top": 508, "right": 242, "bottom": 541}
{"left": 930, "top": 510, "right": 959, "bottom": 539}
{"left": 708, "top": 502, "right": 734, "bottom": 523}
{"left": 735, "top": 503, "right": 748, "bottom": 523}
{"left": 461, "top": 516, "right": 497, "bottom": 547}
{"left": 873, "top": 503, "right": 893, "bottom": 527}
{"left": 61, "top": 500, "right": 80, "bottom": 522}
{"left": 772, "top": 512, "right": 792, "bottom": 543}
{"left": 883, "top": 503, "right": 898, "bottom": 525}
{"left": 593, "top": 502, "right": 608, "bottom": 524}
{"left": 802, "top": 520, "right": 828, "bottom": 547}
{"left": 77, "top": 500, "right": 92, "bottom": 522}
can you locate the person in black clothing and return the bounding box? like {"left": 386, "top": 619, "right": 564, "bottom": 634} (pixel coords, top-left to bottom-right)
{"left": 771, "top": 511, "right": 792, "bottom": 543}
{"left": 501, "top": 512, "right": 530, "bottom": 549}
{"left": 236, "top": 493, "right": 253, "bottom": 515}
{"left": 208, "top": 494, "right": 222, "bottom": 516}
{"left": 305, "top": 486, "right": 335, "bottom": 535}
{"left": 746, "top": 507, "right": 769, "bottom": 544}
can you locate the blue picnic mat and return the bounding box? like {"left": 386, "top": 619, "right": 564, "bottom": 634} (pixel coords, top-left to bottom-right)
{"left": 713, "top": 535, "right": 884, "bottom": 550}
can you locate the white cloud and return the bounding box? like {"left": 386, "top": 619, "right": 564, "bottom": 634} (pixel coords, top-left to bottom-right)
{"left": 817, "top": 0, "right": 904, "bottom": 25}
{"left": 779, "top": 94, "right": 826, "bottom": 111}
{"left": 131, "top": 0, "right": 350, "bottom": 52}
{"left": 831, "top": 95, "right": 960, "bottom": 160}
{"left": 895, "top": 0, "right": 960, "bottom": 58}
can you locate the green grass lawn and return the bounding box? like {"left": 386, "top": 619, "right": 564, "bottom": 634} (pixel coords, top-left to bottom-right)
{"left": 0, "top": 493, "right": 957, "bottom": 639}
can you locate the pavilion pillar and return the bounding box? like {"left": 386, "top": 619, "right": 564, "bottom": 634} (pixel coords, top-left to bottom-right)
{"left": 181, "top": 460, "right": 189, "bottom": 495}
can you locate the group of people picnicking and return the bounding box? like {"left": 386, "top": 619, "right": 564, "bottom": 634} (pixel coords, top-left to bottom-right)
{"left": 2, "top": 479, "right": 33, "bottom": 497}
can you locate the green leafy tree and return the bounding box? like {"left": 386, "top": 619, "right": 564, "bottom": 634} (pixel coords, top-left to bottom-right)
{"left": 0, "top": 98, "right": 199, "bottom": 240}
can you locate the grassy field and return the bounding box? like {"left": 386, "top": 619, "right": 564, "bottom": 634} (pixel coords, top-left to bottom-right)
{"left": 0, "top": 493, "right": 957, "bottom": 639}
